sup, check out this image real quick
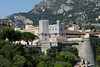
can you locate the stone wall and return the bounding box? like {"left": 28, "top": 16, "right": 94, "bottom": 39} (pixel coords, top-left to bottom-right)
{"left": 80, "top": 38, "right": 95, "bottom": 66}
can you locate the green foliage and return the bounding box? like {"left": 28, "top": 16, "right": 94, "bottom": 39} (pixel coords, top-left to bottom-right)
{"left": 37, "top": 61, "right": 47, "bottom": 67}
{"left": 83, "top": 25, "right": 95, "bottom": 30}
{"left": 66, "top": 47, "right": 78, "bottom": 56}
{"left": 14, "top": 30, "right": 22, "bottom": 41}
{"left": 46, "top": 48, "right": 56, "bottom": 57}
{"left": 7, "top": 28, "right": 16, "bottom": 42}
{"left": 93, "top": 29, "right": 97, "bottom": 32}
{"left": 0, "top": 28, "right": 22, "bottom": 42}
{"left": 0, "top": 55, "right": 12, "bottom": 67}
{"left": 0, "top": 40, "right": 5, "bottom": 48}
{"left": 96, "top": 55, "right": 100, "bottom": 67}
{"left": 54, "top": 62, "right": 72, "bottom": 67}
{"left": 56, "top": 51, "right": 77, "bottom": 65}
{"left": 90, "top": 34, "right": 94, "bottom": 37}
{"left": 0, "top": 28, "right": 37, "bottom": 44}
{"left": 50, "top": 0, "right": 67, "bottom": 11}
{"left": 91, "top": 38, "right": 100, "bottom": 66}
{"left": 0, "top": 41, "right": 41, "bottom": 67}
{"left": 6, "top": 0, "right": 100, "bottom": 30}
{"left": 0, "top": 41, "right": 78, "bottom": 67}
{"left": 21, "top": 32, "right": 37, "bottom": 45}
{"left": 13, "top": 55, "right": 26, "bottom": 67}
{"left": 0, "top": 27, "right": 10, "bottom": 40}
{"left": 57, "top": 42, "right": 62, "bottom": 52}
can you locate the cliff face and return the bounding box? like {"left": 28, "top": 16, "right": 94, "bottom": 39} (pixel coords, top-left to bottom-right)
{"left": 5, "top": 0, "right": 100, "bottom": 29}
{"left": 5, "top": 14, "right": 33, "bottom": 28}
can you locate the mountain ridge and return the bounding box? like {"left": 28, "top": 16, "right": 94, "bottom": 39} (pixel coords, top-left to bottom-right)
{"left": 5, "top": 0, "right": 100, "bottom": 29}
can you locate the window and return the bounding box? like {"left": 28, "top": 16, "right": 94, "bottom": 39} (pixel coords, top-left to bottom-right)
{"left": 61, "top": 34, "right": 63, "bottom": 36}
{"left": 60, "top": 28, "right": 63, "bottom": 31}
{"left": 52, "top": 28, "right": 54, "bottom": 30}
{"left": 7, "top": 22, "right": 8, "bottom": 26}
{"left": 54, "top": 33, "right": 57, "bottom": 36}
{"left": 55, "top": 28, "right": 57, "bottom": 30}
{"left": 45, "top": 34, "right": 47, "bottom": 36}
{"left": 45, "top": 38, "right": 47, "bottom": 41}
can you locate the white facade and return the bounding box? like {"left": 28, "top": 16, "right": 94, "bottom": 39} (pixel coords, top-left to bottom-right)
{"left": 49, "top": 20, "right": 66, "bottom": 38}
{"left": 38, "top": 20, "right": 66, "bottom": 44}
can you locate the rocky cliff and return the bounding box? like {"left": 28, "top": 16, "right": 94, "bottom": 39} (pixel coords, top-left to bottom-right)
{"left": 5, "top": 0, "right": 100, "bottom": 29}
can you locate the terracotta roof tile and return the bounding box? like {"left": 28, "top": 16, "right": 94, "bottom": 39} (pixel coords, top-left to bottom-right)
{"left": 65, "top": 30, "right": 84, "bottom": 35}
{"left": 51, "top": 36, "right": 66, "bottom": 38}
{"left": 66, "top": 36, "right": 78, "bottom": 38}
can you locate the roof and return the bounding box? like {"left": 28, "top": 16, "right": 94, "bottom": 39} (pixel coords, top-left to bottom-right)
{"left": 51, "top": 36, "right": 66, "bottom": 39}
{"left": 32, "top": 26, "right": 39, "bottom": 28}
{"left": 0, "top": 19, "right": 12, "bottom": 23}
{"left": 65, "top": 30, "right": 84, "bottom": 35}
{"left": 66, "top": 36, "right": 78, "bottom": 38}
{"left": 87, "top": 32, "right": 100, "bottom": 34}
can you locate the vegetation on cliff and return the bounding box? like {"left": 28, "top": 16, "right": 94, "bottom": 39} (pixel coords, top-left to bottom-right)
{"left": 5, "top": 0, "right": 100, "bottom": 29}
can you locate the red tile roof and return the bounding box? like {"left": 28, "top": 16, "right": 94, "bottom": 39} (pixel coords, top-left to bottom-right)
{"left": 66, "top": 36, "right": 78, "bottom": 38}
{"left": 65, "top": 30, "right": 84, "bottom": 35}
{"left": 88, "top": 32, "right": 100, "bottom": 34}
{"left": 32, "top": 26, "right": 39, "bottom": 28}
{"left": 0, "top": 19, "right": 12, "bottom": 23}
{"left": 51, "top": 36, "right": 66, "bottom": 38}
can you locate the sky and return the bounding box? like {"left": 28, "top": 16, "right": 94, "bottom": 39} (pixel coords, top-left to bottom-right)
{"left": 0, "top": 0, "right": 42, "bottom": 19}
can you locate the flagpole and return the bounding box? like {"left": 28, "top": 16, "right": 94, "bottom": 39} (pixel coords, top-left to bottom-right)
{"left": 42, "top": 9, "right": 43, "bottom": 20}
{"left": 41, "top": 7, "right": 45, "bottom": 20}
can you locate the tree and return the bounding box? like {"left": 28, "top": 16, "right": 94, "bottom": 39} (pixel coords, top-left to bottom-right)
{"left": 13, "top": 55, "right": 26, "bottom": 67}
{"left": 0, "top": 27, "right": 10, "bottom": 40}
{"left": 57, "top": 42, "right": 62, "bottom": 52}
{"left": 7, "top": 28, "right": 15, "bottom": 42}
{"left": 21, "top": 32, "right": 37, "bottom": 45}
{"left": 0, "top": 28, "right": 22, "bottom": 43}
{"left": 66, "top": 47, "right": 78, "bottom": 56}
{"left": 46, "top": 48, "right": 56, "bottom": 57}
{"left": 54, "top": 62, "right": 72, "bottom": 67}
{"left": 37, "top": 61, "right": 47, "bottom": 67}
{"left": 0, "top": 55, "right": 12, "bottom": 67}
{"left": 14, "top": 31, "right": 22, "bottom": 41}
{"left": 56, "top": 52, "right": 77, "bottom": 65}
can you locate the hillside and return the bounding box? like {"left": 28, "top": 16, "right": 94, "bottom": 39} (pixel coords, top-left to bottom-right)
{"left": 5, "top": 0, "right": 100, "bottom": 29}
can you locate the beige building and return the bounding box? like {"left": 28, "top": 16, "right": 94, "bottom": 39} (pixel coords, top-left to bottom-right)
{"left": 15, "top": 25, "right": 39, "bottom": 35}
{"left": 67, "top": 24, "right": 80, "bottom": 30}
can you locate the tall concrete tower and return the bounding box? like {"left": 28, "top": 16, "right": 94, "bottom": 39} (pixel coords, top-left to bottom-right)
{"left": 38, "top": 20, "right": 50, "bottom": 53}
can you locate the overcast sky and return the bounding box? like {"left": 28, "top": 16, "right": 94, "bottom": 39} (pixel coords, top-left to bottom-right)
{"left": 0, "top": 0, "right": 42, "bottom": 19}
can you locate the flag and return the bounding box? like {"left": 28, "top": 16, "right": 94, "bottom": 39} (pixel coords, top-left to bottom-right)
{"left": 43, "top": 9, "right": 45, "bottom": 12}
